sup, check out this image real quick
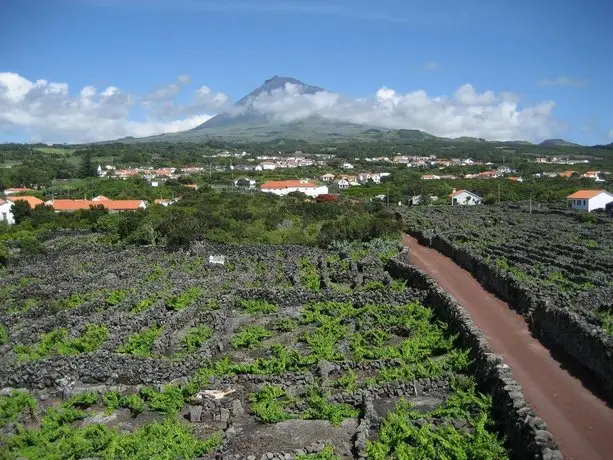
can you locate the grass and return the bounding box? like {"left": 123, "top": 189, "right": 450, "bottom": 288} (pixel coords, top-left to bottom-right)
{"left": 116, "top": 326, "right": 162, "bottom": 357}
{"left": 231, "top": 325, "right": 272, "bottom": 349}
{"left": 14, "top": 324, "right": 109, "bottom": 361}
{"left": 236, "top": 299, "right": 279, "bottom": 315}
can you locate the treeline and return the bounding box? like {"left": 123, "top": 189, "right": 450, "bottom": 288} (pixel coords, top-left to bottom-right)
{"left": 0, "top": 190, "right": 403, "bottom": 255}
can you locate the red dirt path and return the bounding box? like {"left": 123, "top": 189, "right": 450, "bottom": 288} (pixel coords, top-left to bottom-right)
{"left": 403, "top": 234, "right": 613, "bottom": 460}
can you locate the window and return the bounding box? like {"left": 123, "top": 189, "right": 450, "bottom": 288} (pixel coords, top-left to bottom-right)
{"left": 583, "top": 200, "right": 587, "bottom": 206}
{"left": 1, "top": 212, "right": 6, "bottom": 222}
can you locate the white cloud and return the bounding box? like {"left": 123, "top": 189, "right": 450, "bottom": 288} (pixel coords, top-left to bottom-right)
{"left": 234, "top": 82, "right": 559, "bottom": 141}
{"left": 0, "top": 72, "right": 561, "bottom": 143}
{"left": 538, "top": 76, "right": 587, "bottom": 87}
{"left": 608, "top": 129, "right": 613, "bottom": 140}
{"left": 424, "top": 60, "right": 440, "bottom": 71}
{"left": 0, "top": 72, "right": 221, "bottom": 143}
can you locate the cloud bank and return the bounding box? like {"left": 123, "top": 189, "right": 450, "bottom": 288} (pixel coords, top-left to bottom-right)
{"left": 0, "top": 72, "right": 560, "bottom": 143}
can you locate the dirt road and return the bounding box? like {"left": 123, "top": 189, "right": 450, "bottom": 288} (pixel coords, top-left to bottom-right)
{"left": 403, "top": 234, "right": 613, "bottom": 460}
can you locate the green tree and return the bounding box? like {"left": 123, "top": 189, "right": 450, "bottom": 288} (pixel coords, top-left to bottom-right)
{"left": 78, "top": 152, "right": 97, "bottom": 178}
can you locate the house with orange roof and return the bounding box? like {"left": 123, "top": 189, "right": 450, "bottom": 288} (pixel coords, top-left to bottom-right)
{"left": 567, "top": 189, "right": 613, "bottom": 212}
{"left": 101, "top": 200, "right": 147, "bottom": 212}
{"left": 260, "top": 179, "right": 328, "bottom": 197}
{"left": 8, "top": 196, "right": 44, "bottom": 208}
{"left": 558, "top": 171, "right": 576, "bottom": 178}
{"left": 46, "top": 199, "right": 94, "bottom": 212}
{"left": 449, "top": 189, "right": 482, "bottom": 206}
{"left": 508, "top": 176, "right": 523, "bottom": 183}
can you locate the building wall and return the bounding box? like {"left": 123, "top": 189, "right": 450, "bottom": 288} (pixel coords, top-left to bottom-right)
{"left": 569, "top": 199, "right": 589, "bottom": 211}
{"left": 452, "top": 192, "right": 482, "bottom": 205}
{"left": 588, "top": 193, "right": 613, "bottom": 212}
{"left": 0, "top": 202, "right": 15, "bottom": 225}
{"left": 261, "top": 185, "right": 329, "bottom": 197}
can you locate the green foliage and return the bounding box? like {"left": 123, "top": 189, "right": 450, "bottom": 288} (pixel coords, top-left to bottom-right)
{"left": 231, "top": 325, "right": 272, "bottom": 349}
{"left": 145, "top": 264, "right": 165, "bottom": 281}
{"left": 165, "top": 287, "right": 203, "bottom": 311}
{"left": 296, "top": 445, "right": 339, "bottom": 460}
{"left": 0, "top": 390, "right": 36, "bottom": 428}
{"left": 236, "top": 298, "right": 279, "bottom": 315}
{"left": 0, "top": 323, "right": 8, "bottom": 345}
{"left": 14, "top": 324, "right": 109, "bottom": 361}
{"left": 181, "top": 325, "right": 213, "bottom": 352}
{"left": 18, "top": 234, "right": 45, "bottom": 255}
{"left": 332, "top": 369, "right": 358, "bottom": 393}
{"left": 140, "top": 385, "right": 185, "bottom": 415}
{"left": 272, "top": 317, "right": 298, "bottom": 332}
{"left": 64, "top": 392, "right": 97, "bottom": 409}
{"left": 130, "top": 295, "right": 158, "bottom": 313}
{"left": 0, "top": 404, "right": 221, "bottom": 460}
{"left": 105, "top": 289, "right": 128, "bottom": 306}
{"left": 103, "top": 392, "right": 146, "bottom": 416}
{"left": 299, "top": 257, "right": 321, "bottom": 291}
{"left": 116, "top": 326, "right": 162, "bottom": 357}
{"left": 249, "top": 385, "right": 294, "bottom": 424}
{"left": 58, "top": 292, "right": 86, "bottom": 310}
{"left": 302, "top": 385, "right": 359, "bottom": 426}
{"left": 366, "top": 381, "right": 508, "bottom": 460}
{"left": 390, "top": 279, "right": 407, "bottom": 292}
{"left": 0, "top": 242, "right": 8, "bottom": 265}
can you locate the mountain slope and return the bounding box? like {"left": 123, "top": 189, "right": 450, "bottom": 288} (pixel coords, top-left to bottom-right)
{"left": 539, "top": 138, "right": 580, "bottom": 147}
{"left": 191, "top": 75, "right": 324, "bottom": 131}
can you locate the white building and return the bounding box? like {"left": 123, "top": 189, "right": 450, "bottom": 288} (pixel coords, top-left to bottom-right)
{"left": 449, "top": 189, "right": 482, "bottom": 205}
{"left": 336, "top": 178, "right": 350, "bottom": 190}
{"left": 0, "top": 199, "right": 14, "bottom": 225}
{"left": 260, "top": 180, "right": 328, "bottom": 197}
{"left": 258, "top": 161, "right": 277, "bottom": 171}
{"left": 567, "top": 190, "right": 613, "bottom": 212}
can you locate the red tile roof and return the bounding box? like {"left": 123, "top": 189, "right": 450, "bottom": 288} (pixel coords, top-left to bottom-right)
{"left": 101, "top": 200, "right": 145, "bottom": 211}
{"left": 261, "top": 180, "right": 317, "bottom": 189}
{"left": 9, "top": 196, "right": 44, "bottom": 208}
{"left": 567, "top": 190, "right": 610, "bottom": 199}
{"left": 48, "top": 199, "right": 93, "bottom": 211}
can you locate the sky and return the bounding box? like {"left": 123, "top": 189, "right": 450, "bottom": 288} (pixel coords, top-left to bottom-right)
{"left": 1, "top": 0, "right": 612, "bottom": 145}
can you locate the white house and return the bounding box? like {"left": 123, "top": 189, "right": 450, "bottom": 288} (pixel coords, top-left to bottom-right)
{"left": 341, "top": 163, "right": 354, "bottom": 169}
{"left": 450, "top": 189, "right": 482, "bottom": 205}
{"left": 336, "top": 178, "right": 350, "bottom": 190}
{"left": 234, "top": 178, "right": 256, "bottom": 188}
{"left": 260, "top": 180, "right": 328, "bottom": 197}
{"left": 0, "top": 199, "right": 14, "bottom": 225}
{"left": 567, "top": 190, "right": 613, "bottom": 212}
{"left": 258, "top": 161, "right": 277, "bottom": 171}
{"left": 320, "top": 173, "right": 336, "bottom": 182}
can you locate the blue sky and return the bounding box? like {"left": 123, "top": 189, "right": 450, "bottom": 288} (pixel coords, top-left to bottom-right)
{"left": 1, "top": 0, "right": 612, "bottom": 144}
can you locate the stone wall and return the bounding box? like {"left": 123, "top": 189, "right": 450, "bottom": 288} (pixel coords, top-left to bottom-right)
{"left": 387, "top": 251, "right": 562, "bottom": 460}
{"left": 408, "top": 229, "right": 613, "bottom": 399}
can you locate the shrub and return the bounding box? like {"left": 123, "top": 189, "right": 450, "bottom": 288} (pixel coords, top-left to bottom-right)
{"left": 249, "top": 385, "right": 294, "bottom": 424}
{"left": 181, "top": 325, "right": 213, "bottom": 352}
{"left": 302, "top": 385, "right": 358, "bottom": 426}
{"left": 0, "top": 324, "right": 8, "bottom": 345}
{"left": 231, "top": 325, "right": 272, "bottom": 349}
{"left": 272, "top": 317, "right": 298, "bottom": 332}
{"left": 296, "top": 445, "right": 339, "bottom": 460}
{"left": 141, "top": 385, "right": 185, "bottom": 415}
{"left": 106, "top": 289, "right": 128, "bottom": 306}
{"left": 236, "top": 299, "right": 278, "bottom": 315}
{"left": 165, "top": 287, "right": 202, "bottom": 311}
{"left": 0, "top": 390, "right": 36, "bottom": 428}
{"left": 116, "top": 326, "right": 162, "bottom": 357}
{"left": 64, "top": 392, "right": 97, "bottom": 409}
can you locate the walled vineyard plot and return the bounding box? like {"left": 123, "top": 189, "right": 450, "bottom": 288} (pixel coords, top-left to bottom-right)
{"left": 404, "top": 206, "right": 613, "bottom": 335}
{"left": 0, "top": 235, "right": 510, "bottom": 459}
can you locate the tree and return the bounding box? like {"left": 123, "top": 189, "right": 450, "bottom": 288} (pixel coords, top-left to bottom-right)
{"left": 79, "top": 151, "right": 97, "bottom": 178}
{"left": 11, "top": 200, "right": 32, "bottom": 225}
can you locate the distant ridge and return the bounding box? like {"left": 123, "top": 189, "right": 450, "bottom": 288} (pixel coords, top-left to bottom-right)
{"left": 539, "top": 138, "right": 580, "bottom": 147}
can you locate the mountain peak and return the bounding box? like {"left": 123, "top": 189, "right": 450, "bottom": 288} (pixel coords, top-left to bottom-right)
{"left": 192, "top": 76, "right": 325, "bottom": 130}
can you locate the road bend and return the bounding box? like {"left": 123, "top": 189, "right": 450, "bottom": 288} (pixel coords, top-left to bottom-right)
{"left": 403, "top": 234, "right": 613, "bottom": 460}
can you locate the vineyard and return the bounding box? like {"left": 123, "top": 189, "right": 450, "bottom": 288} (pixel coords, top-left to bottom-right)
{"left": 403, "top": 206, "right": 613, "bottom": 336}
{"left": 0, "top": 234, "right": 512, "bottom": 459}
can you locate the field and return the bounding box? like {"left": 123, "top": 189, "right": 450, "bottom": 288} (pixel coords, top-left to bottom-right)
{"left": 0, "top": 234, "right": 508, "bottom": 459}
{"left": 403, "top": 206, "right": 613, "bottom": 335}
